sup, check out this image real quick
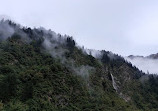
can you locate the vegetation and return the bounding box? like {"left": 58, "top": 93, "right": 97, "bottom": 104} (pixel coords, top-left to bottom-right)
{"left": 0, "top": 21, "right": 158, "bottom": 111}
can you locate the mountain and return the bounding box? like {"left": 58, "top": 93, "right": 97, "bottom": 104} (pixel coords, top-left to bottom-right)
{"left": 0, "top": 20, "right": 158, "bottom": 111}
{"left": 128, "top": 53, "right": 158, "bottom": 59}
{"left": 128, "top": 55, "right": 145, "bottom": 59}
{"left": 147, "top": 53, "right": 158, "bottom": 59}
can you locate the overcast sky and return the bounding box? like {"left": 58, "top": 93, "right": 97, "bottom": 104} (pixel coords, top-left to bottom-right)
{"left": 1, "top": 0, "right": 158, "bottom": 56}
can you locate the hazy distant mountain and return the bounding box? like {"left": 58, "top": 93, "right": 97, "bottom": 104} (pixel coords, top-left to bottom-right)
{"left": 128, "top": 53, "right": 158, "bottom": 59}
{"left": 147, "top": 53, "right": 158, "bottom": 59}
{"left": 128, "top": 55, "right": 144, "bottom": 59}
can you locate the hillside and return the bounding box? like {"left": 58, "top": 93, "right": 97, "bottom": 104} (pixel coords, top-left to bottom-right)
{"left": 0, "top": 20, "right": 158, "bottom": 111}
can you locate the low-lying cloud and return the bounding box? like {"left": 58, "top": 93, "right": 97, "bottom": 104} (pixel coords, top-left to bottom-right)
{"left": 125, "top": 57, "right": 158, "bottom": 74}
{"left": 0, "top": 20, "right": 15, "bottom": 40}
{"left": 0, "top": 19, "right": 95, "bottom": 78}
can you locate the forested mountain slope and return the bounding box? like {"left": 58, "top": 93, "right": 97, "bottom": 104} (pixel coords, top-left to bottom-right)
{"left": 0, "top": 20, "right": 158, "bottom": 111}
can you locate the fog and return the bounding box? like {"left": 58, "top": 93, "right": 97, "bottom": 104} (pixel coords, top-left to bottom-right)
{"left": 125, "top": 57, "right": 158, "bottom": 74}
{"left": 0, "top": 20, "right": 95, "bottom": 78}
{"left": 0, "top": 20, "right": 14, "bottom": 40}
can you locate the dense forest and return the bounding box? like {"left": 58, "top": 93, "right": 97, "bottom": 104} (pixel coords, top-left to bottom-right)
{"left": 0, "top": 20, "right": 158, "bottom": 111}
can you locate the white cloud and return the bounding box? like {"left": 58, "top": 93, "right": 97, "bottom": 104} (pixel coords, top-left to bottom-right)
{"left": 126, "top": 57, "right": 158, "bottom": 74}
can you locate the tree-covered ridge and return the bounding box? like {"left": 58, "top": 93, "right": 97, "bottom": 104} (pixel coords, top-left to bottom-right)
{"left": 0, "top": 20, "right": 157, "bottom": 111}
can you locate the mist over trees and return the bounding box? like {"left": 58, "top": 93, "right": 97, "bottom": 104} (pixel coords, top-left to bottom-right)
{"left": 0, "top": 20, "right": 158, "bottom": 111}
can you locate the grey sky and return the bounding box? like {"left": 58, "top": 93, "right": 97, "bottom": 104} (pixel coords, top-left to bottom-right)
{"left": 1, "top": 0, "right": 158, "bottom": 56}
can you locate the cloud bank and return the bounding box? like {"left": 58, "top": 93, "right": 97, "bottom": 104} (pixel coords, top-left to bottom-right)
{"left": 125, "top": 57, "right": 158, "bottom": 74}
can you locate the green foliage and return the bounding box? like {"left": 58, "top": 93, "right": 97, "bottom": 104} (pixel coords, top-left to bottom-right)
{"left": 3, "top": 100, "right": 28, "bottom": 111}
{"left": 0, "top": 33, "right": 157, "bottom": 111}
